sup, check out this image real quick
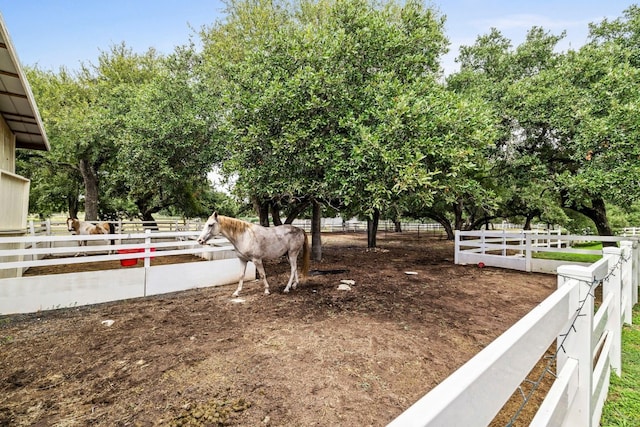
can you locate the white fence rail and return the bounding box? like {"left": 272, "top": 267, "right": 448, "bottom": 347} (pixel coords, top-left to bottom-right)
{"left": 624, "top": 227, "right": 640, "bottom": 236}
{"left": 390, "top": 239, "right": 639, "bottom": 426}
{"left": 455, "top": 230, "right": 633, "bottom": 274}
{"left": 0, "top": 229, "right": 254, "bottom": 315}
{"left": 289, "top": 218, "right": 447, "bottom": 234}
{"left": 22, "top": 218, "right": 203, "bottom": 236}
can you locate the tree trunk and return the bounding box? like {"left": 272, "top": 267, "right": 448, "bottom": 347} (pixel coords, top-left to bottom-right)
{"left": 256, "top": 199, "right": 269, "bottom": 227}
{"left": 442, "top": 221, "right": 455, "bottom": 240}
{"left": 79, "top": 159, "right": 99, "bottom": 220}
{"left": 141, "top": 211, "right": 159, "bottom": 231}
{"left": 271, "top": 201, "right": 282, "bottom": 226}
{"left": 562, "top": 193, "right": 613, "bottom": 242}
{"left": 394, "top": 220, "right": 402, "bottom": 233}
{"left": 367, "top": 208, "right": 380, "bottom": 248}
{"left": 311, "top": 200, "right": 322, "bottom": 262}
{"left": 283, "top": 198, "right": 311, "bottom": 224}
{"left": 453, "top": 200, "right": 464, "bottom": 231}
{"left": 568, "top": 196, "right": 614, "bottom": 245}
{"left": 433, "top": 217, "right": 455, "bottom": 240}
{"left": 423, "top": 209, "right": 455, "bottom": 240}
{"left": 523, "top": 215, "right": 533, "bottom": 231}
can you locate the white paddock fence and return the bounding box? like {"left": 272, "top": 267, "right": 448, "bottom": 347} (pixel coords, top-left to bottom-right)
{"left": 624, "top": 227, "right": 640, "bottom": 236}
{"left": 455, "top": 229, "right": 632, "bottom": 273}
{"left": 390, "top": 235, "right": 639, "bottom": 426}
{"left": 0, "top": 229, "right": 255, "bottom": 315}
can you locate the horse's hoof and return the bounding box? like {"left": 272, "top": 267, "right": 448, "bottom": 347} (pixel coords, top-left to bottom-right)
{"left": 264, "top": 290, "right": 270, "bottom": 295}
{"left": 232, "top": 292, "right": 239, "bottom": 297}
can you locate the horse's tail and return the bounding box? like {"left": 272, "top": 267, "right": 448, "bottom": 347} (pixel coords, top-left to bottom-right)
{"left": 301, "top": 232, "right": 310, "bottom": 278}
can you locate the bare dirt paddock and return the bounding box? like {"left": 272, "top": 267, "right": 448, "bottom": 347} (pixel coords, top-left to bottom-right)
{"left": 0, "top": 233, "right": 556, "bottom": 426}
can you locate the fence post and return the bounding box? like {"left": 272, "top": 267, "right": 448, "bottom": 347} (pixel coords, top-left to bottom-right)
{"left": 454, "top": 230, "right": 460, "bottom": 265}
{"left": 525, "top": 232, "right": 532, "bottom": 272}
{"left": 602, "top": 247, "right": 622, "bottom": 376}
{"left": 632, "top": 240, "right": 640, "bottom": 306}
{"left": 556, "top": 264, "right": 594, "bottom": 427}
{"left": 144, "top": 229, "right": 152, "bottom": 296}
{"left": 620, "top": 241, "right": 634, "bottom": 323}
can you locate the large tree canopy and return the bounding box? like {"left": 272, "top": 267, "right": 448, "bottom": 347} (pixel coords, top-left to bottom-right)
{"left": 22, "top": 45, "right": 222, "bottom": 223}
{"left": 448, "top": 6, "right": 640, "bottom": 235}
{"left": 199, "top": 0, "right": 496, "bottom": 247}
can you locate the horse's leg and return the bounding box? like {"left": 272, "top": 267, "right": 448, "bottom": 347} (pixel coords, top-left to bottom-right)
{"left": 253, "top": 259, "right": 270, "bottom": 295}
{"left": 74, "top": 240, "right": 86, "bottom": 257}
{"left": 232, "top": 259, "right": 248, "bottom": 297}
{"left": 283, "top": 252, "right": 299, "bottom": 293}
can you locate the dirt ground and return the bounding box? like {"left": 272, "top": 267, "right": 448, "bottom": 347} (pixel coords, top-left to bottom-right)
{"left": 0, "top": 232, "right": 557, "bottom": 427}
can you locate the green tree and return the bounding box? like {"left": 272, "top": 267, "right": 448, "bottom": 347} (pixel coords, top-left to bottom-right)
{"left": 200, "top": 0, "right": 496, "bottom": 248}
{"left": 447, "top": 27, "right": 567, "bottom": 232}
{"left": 106, "top": 45, "right": 219, "bottom": 225}
{"left": 20, "top": 67, "right": 98, "bottom": 219}
{"left": 23, "top": 43, "right": 225, "bottom": 224}
{"left": 452, "top": 7, "right": 640, "bottom": 236}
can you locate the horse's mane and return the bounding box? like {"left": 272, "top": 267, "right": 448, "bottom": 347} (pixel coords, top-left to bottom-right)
{"left": 218, "top": 215, "right": 252, "bottom": 239}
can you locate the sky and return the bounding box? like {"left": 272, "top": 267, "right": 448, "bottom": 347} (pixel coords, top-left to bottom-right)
{"left": 0, "top": 1, "right": 636, "bottom": 76}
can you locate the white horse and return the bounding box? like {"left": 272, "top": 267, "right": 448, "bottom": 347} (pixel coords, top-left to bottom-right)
{"left": 66, "top": 217, "right": 115, "bottom": 256}
{"left": 197, "top": 212, "right": 310, "bottom": 297}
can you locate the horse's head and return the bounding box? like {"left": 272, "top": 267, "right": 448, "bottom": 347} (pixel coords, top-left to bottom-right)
{"left": 66, "top": 218, "right": 78, "bottom": 233}
{"left": 197, "top": 212, "right": 221, "bottom": 245}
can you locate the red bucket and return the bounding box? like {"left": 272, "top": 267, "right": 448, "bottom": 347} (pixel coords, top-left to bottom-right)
{"left": 117, "top": 248, "right": 155, "bottom": 267}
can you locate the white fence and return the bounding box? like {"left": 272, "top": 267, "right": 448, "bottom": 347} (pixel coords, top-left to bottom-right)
{"left": 390, "top": 238, "right": 639, "bottom": 426}
{"left": 624, "top": 227, "right": 640, "bottom": 236}
{"left": 0, "top": 229, "right": 254, "bottom": 315}
{"left": 454, "top": 230, "right": 632, "bottom": 273}
{"left": 289, "top": 218, "right": 446, "bottom": 234}
{"left": 24, "top": 217, "right": 203, "bottom": 235}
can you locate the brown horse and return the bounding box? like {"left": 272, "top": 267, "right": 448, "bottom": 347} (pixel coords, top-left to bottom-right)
{"left": 197, "top": 212, "right": 310, "bottom": 296}
{"left": 66, "top": 217, "right": 115, "bottom": 255}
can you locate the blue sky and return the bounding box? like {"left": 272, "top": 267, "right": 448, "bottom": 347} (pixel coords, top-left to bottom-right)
{"left": 0, "top": 1, "right": 636, "bottom": 75}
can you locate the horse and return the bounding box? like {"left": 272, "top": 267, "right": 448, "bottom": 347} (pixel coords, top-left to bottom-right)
{"left": 197, "top": 212, "right": 310, "bottom": 297}
{"left": 66, "top": 217, "right": 116, "bottom": 256}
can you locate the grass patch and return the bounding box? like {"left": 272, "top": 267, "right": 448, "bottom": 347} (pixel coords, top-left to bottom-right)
{"left": 601, "top": 303, "right": 640, "bottom": 426}
{"left": 532, "top": 242, "right": 602, "bottom": 263}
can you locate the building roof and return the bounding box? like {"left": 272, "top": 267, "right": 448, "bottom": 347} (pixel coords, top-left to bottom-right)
{"left": 0, "top": 13, "right": 49, "bottom": 151}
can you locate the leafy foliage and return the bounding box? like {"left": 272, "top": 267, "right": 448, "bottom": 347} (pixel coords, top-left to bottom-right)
{"left": 17, "top": 2, "right": 640, "bottom": 235}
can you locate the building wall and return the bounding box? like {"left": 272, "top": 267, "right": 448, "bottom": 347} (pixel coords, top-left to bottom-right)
{"left": 0, "top": 114, "right": 28, "bottom": 278}
{"left": 0, "top": 115, "right": 15, "bottom": 173}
